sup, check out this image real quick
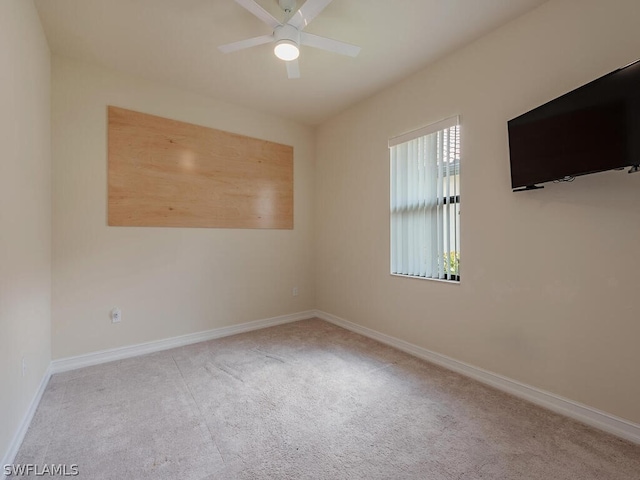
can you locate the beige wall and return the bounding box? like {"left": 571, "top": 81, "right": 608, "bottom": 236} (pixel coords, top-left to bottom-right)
{"left": 52, "top": 57, "right": 315, "bottom": 359}
{"left": 316, "top": 0, "right": 640, "bottom": 424}
{"left": 5, "top": 0, "right": 639, "bottom": 457}
{"left": 0, "top": 0, "right": 52, "bottom": 460}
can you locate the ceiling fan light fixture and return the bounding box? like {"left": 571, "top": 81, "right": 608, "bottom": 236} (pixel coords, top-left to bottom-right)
{"left": 274, "top": 40, "right": 300, "bottom": 61}
{"left": 219, "top": 0, "right": 361, "bottom": 78}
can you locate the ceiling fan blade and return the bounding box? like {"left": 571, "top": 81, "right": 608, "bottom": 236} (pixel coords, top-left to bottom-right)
{"left": 218, "top": 34, "right": 274, "bottom": 54}
{"left": 286, "top": 59, "right": 300, "bottom": 79}
{"left": 287, "top": 0, "right": 333, "bottom": 30}
{"left": 300, "top": 32, "right": 361, "bottom": 57}
{"left": 233, "top": 0, "right": 281, "bottom": 29}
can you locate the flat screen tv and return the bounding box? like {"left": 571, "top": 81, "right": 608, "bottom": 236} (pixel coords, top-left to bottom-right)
{"left": 508, "top": 59, "right": 640, "bottom": 192}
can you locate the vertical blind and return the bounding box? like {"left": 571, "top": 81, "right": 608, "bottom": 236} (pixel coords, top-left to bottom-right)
{"left": 390, "top": 116, "right": 460, "bottom": 280}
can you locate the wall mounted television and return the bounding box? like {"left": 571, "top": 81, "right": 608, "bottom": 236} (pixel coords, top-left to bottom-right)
{"left": 507, "top": 59, "right": 640, "bottom": 192}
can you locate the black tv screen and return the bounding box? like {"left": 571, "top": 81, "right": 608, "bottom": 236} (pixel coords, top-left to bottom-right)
{"left": 508, "top": 59, "right": 640, "bottom": 190}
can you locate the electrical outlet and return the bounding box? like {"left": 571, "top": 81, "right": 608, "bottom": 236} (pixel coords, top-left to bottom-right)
{"left": 111, "top": 307, "right": 122, "bottom": 323}
{"left": 22, "top": 357, "right": 26, "bottom": 378}
{"left": 292, "top": 287, "right": 299, "bottom": 297}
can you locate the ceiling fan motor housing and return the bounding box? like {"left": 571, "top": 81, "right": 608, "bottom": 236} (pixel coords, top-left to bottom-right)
{"left": 274, "top": 24, "right": 300, "bottom": 45}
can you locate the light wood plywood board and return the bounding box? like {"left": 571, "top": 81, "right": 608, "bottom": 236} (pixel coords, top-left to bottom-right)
{"left": 108, "top": 106, "right": 293, "bottom": 229}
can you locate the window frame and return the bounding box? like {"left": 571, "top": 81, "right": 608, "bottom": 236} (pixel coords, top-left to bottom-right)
{"left": 389, "top": 116, "right": 461, "bottom": 283}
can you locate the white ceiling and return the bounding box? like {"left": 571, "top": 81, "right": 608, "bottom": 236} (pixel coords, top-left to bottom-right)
{"left": 35, "top": 0, "right": 547, "bottom": 125}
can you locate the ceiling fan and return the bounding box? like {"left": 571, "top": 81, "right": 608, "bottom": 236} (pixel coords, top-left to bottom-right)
{"left": 218, "top": 0, "right": 361, "bottom": 79}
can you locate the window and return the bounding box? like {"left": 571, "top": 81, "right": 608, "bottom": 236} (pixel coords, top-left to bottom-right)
{"left": 390, "top": 116, "right": 460, "bottom": 281}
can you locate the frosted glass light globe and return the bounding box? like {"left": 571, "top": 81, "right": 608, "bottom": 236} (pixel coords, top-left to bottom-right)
{"left": 274, "top": 40, "right": 300, "bottom": 61}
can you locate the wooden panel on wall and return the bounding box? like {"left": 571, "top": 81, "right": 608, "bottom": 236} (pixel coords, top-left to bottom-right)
{"left": 107, "top": 106, "right": 293, "bottom": 229}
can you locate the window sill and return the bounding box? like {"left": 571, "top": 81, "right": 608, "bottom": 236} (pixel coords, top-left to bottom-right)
{"left": 390, "top": 273, "right": 460, "bottom": 284}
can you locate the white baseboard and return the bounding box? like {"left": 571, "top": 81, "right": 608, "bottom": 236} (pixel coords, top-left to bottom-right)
{"left": 6, "top": 306, "right": 637, "bottom": 477}
{"left": 314, "top": 309, "right": 640, "bottom": 445}
{"left": 1, "top": 366, "right": 52, "bottom": 474}
{"left": 51, "top": 310, "right": 316, "bottom": 374}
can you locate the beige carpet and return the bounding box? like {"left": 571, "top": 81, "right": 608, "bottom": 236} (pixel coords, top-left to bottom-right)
{"left": 11, "top": 319, "right": 640, "bottom": 479}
